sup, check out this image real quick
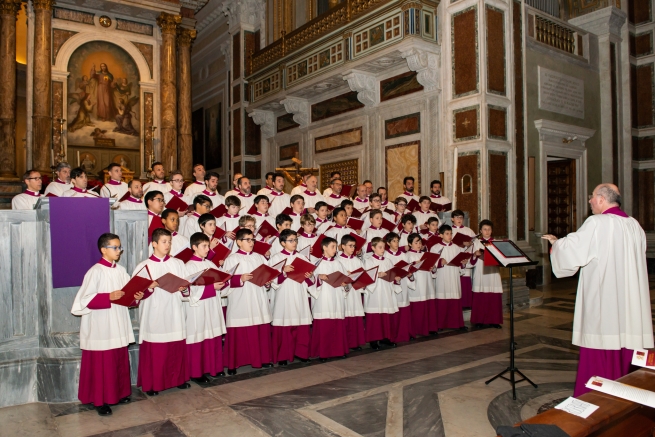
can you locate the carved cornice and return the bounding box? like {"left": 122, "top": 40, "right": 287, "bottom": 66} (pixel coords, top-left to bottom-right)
{"left": 177, "top": 28, "right": 197, "bottom": 47}
{"left": 280, "top": 97, "right": 309, "bottom": 127}
{"left": 400, "top": 47, "right": 440, "bottom": 92}
{"left": 343, "top": 70, "right": 378, "bottom": 107}
{"left": 32, "top": 0, "right": 55, "bottom": 11}
{"left": 157, "top": 12, "right": 182, "bottom": 35}
{"left": 248, "top": 109, "right": 275, "bottom": 139}
{"left": 221, "top": 0, "right": 265, "bottom": 28}
{"left": 0, "top": 0, "right": 22, "bottom": 16}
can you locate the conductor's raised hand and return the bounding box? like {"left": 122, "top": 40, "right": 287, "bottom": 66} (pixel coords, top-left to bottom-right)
{"left": 541, "top": 234, "right": 558, "bottom": 244}
{"left": 109, "top": 290, "right": 125, "bottom": 301}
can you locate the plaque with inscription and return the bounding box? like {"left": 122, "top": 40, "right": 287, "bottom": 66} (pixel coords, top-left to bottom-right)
{"left": 94, "top": 138, "right": 116, "bottom": 148}
{"left": 538, "top": 67, "right": 584, "bottom": 119}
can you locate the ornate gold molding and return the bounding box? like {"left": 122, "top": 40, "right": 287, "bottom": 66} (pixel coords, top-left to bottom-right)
{"left": 157, "top": 12, "right": 181, "bottom": 35}
{"left": 32, "top": 0, "right": 55, "bottom": 11}
{"left": 177, "top": 28, "right": 197, "bottom": 47}
{"left": 0, "top": 0, "right": 22, "bottom": 16}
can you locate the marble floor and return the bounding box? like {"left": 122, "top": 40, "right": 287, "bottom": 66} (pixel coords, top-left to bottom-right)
{"left": 2, "top": 277, "right": 652, "bottom": 437}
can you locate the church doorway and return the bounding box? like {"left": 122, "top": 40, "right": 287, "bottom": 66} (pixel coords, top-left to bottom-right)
{"left": 546, "top": 157, "right": 576, "bottom": 239}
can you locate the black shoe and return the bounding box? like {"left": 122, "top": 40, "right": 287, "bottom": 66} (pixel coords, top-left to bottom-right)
{"left": 261, "top": 363, "right": 273, "bottom": 368}
{"left": 118, "top": 397, "right": 131, "bottom": 404}
{"left": 340, "top": 355, "right": 347, "bottom": 359}
{"left": 459, "top": 326, "right": 469, "bottom": 332}
{"left": 278, "top": 360, "right": 288, "bottom": 366}
{"left": 370, "top": 341, "right": 380, "bottom": 350}
{"left": 227, "top": 368, "right": 237, "bottom": 376}
{"left": 319, "top": 357, "right": 328, "bottom": 362}
{"left": 177, "top": 382, "right": 191, "bottom": 389}
{"left": 475, "top": 323, "right": 484, "bottom": 328}
{"left": 216, "top": 372, "right": 225, "bottom": 377}
{"left": 296, "top": 357, "right": 310, "bottom": 363}
{"left": 409, "top": 336, "right": 415, "bottom": 341}
{"left": 146, "top": 390, "right": 159, "bottom": 396}
{"left": 429, "top": 331, "right": 438, "bottom": 336}
{"left": 491, "top": 324, "right": 503, "bottom": 329}
{"left": 191, "top": 375, "right": 210, "bottom": 383}
{"left": 96, "top": 405, "right": 112, "bottom": 416}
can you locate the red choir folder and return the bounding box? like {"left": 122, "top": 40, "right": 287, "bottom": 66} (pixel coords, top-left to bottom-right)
{"left": 349, "top": 231, "right": 367, "bottom": 252}
{"left": 155, "top": 273, "right": 192, "bottom": 293}
{"left": 347, "top": 217, "right": 364, "bottom": 231}
{"left": 380, "top": 218, "right": 396, "bottom": 232}
{"left": 325, "top": 204, "right": 335, "bottom": 212}
{"left": 114, "top": 265, "right": 154, "bottom": 306}
{"left": 349, "top": 266, "right": 379, "bottom": 290}
{"left": 247, "top": 259, "right": 286, "bottom": 286}
{"left": 210, "top": 204, "right": 227, "bottom": 218}
{"left": 311, "top": 234, "right": 328, "bottom": 259}
{"left": 166, "top": 195, "right": 189, "bottom": 212}
{"left": 209, "top": 242, "right": 232, "bottom": 267}
{"left": 406, "top": 198, "right": 420, "bottom": 212}
{"left": 350, "top": 207, "right": 363, "bottom": 219}
{"left": 226, "top": 226, "right": 241, "bottom": 240}
{"left": 118, "top": 191, "right": 130, "bottom": 202}
{"left": 431, "top": 202, "right": 452, "bottom": 212}
{"left": 174, "top": 247, "right": 194, "bottom": 263}
{"left": 213, "top": 222, "right": 227, "bottom": 240}
{"left": 419, "top": 228, "right": 430, "bottom": 235}
{"left": 286, "top": 256, "right": 318, "bottom": 283}
{"left": 452, "top": 232, "right": 474, "bottom": 247}
{"left": 280, "top": 207, "right": 294, "bottom": 216}
{"left": 447, "top": 252, "right": 473, "bottom": 267}
{"left": 322, "top": 270, "right": 353, "bottom": 288}
{"left": 341, "top": 184, "right": 355, "bottom": 198}
{"left": 483, "top": 248, "right": 500, "bottom": 266}
{"left": 384, "top": 208, "right": 395, "bottom": 216}
{"left": 410, "top": 252, "right": 441, "bottom": 272}
{"left": 252, "top": 240, "right": 272, "bottom": 256}
{"left": 389, "top": 260, "right": 413, "bottom": 280}
{"left": 256, "top": 219, "right": 279, "bottom": 239}
{"left": 424, "top": 234, "right": 443, "bottom": 250}
{"left": 192, "top": 265, "right": 237, "bottom": 286}
{"left": 148, "top": 216, "right": 165, "bottom": 242}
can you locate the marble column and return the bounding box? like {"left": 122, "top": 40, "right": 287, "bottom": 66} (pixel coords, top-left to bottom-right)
{"left": 156, "top": 12, "right": 180, "bottom": 174}
{"left": 0, "top": 0, "right": 21, "bottom": 177}
{"left": 177, "top": 28, "right": 195, "bottom": 180}
{"left": 31, "top": 0, "right": 53, "bottom": 174}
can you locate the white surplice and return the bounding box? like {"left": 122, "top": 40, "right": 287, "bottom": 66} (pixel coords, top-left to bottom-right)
{"left": 385, "top": 249, "right": 415, "bottom": 308}
{"left": 265, "top": 190, "right": 291, "bottom": 217}
{"left": 301, "top": 190, "right": 326, "bottom": 210}
{"left": 310, "top": 258, "right": 348, "bottom": 319}
{"left": 323, "top": 225, "right": 351, "bottom": 246}
{"left": 550, "top": 211, "right": 654, "bottom": 350}
{"left": 142, "top": 180, "right": 171, "bottom": 195}
{"left": 414, "top": 210, "right": 439, "bottom": 229}
{"left": 11, "top": 191, "right": 42, "bottom": 210}
{"left": 184, "top": 258, "right": 227, "bottom": 343}
{"left": 71, "top": 261, "right": 135, "bottom": 350}
{"left": 44, "top": 180, "right": 71, "bottom": 197}
{"left": 200, "top": 190, "right": 225, "bottom": 209}
{"left": 431, "top": 242, "right": 463, "bottom": 299}
{"left": 119, "top": 197, "right": 147, "bottom": 210}
{"left": 62, "top": 187, "right": 100, "bottom": 198}
{"left": 183, "top": 181, "right": 205, "bottom": 198}
{"left": 470, "top": 238, "right": 503, "bottom": 293}
{"left": 100, "top": 181, "right": 128, "bottom": 199}
{"left": 268, "top": 251, "right": 313, "bottom": 326}
{"left": 363, "top": 256, "right": 400, "bottom": 314}
{"left": 452, "top": 225, "right": 477, "bottom": 278}
{"left": 352, "top": 197, "right": 369, "bottom": 212}
{"left": 324, "top": 193, "right": 345, "bottom": 209}
{"left": 222, "top": 251, "right": 272, "bottom": 327}
{"left": 337, "top": 253, "right": 365, "bottom": 317}
{"left": 406, "top": 249, "right": 437, "bottom": 301}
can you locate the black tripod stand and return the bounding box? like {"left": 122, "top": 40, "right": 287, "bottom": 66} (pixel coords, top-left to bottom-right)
{"left": 485, "top": 262, "right": 539, "bottom": 400}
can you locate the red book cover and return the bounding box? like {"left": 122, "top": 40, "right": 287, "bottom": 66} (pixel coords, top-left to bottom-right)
{"left": 322, "top": 270, "right": 353, "bottom": 288}
{"left": 156, "top": 272, "right": 190, "bottom": 293}
{"left": 483, "top": 248, "right": 500, "bottom": 266}
{"left": 349, "top": 266, "right": 378, "bottom": 290}
{"left": 347, "top": 217, "right": 364, "bottom": 231}
{"left": 113, "top": 275, "right": 153, "bottom": 307}
{"left": 256, "top": 219, "right": 279, "bottom": 239}
{"left": 451, "top": 232, "right": 474, "bottom": 247}
{"left": 247, "top": 203, "right": 258, "bottom": 214}
{"left": 192, "top": 268, "right": 233, "bottom": 286}
{"left": 406, "top": 198, "right": 420, "bottom": 212}
{"left": 380, "top": 218, "right": 396, "bottom": 232}
{"left": 286, "top": 256, "right": 318, "bottom": 283}
{"left": 148, "top": 216, "right": 164, "bottom": 242}
{"left": 429, "top": 202, "right": 440, "bottom": 213}
{"left": 341, "top": 184, "right": 355, "bottom": 198}
{"left": 410, "top": 252, "right": 441, "bottom": 272}
{"left": 350, "top": 207, "right": 363, "bottom": 219}
{"left": 209, "top": 243, "right": 232, "bottom": 267}
{"left": 447, "top": 251, "right": 473, "bottom": 267}
{"left": 210, "top": 204, "right": 227, "bottom": 218}
{"left": 350, "top": 231, "right": 367, "bottom": 252}
{"left": 252, "top": 240, "right": 272, "bottom": 256}
{"left": 174, "top": 247, "right": 194, "bottom": 263}
{"left": 213, "top": 223, "right": 227, "bottom": 240}
{"left": 166, "top": 195, "right": 189, "bottom": 212}
{"left": 247, "top": 259, "right": 286, "bottom": 287}
{"left": 424, "top": 234, "right": 443, "bottom": 250}
{"left": 311, "top": 234, "right": 328, "bottom": 259}
{"left": 280, "top": 207, "right": 294, "bottom": 216}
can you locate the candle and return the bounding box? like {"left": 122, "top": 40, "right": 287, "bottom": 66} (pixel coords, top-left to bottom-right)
{"left": 77, "top": 151, "right": 80, "bottom": 166}
{"left": 50, "top": 149, "right": 54, "bottom": 167}
{"left": 170, "top": 156, "right": 173, "bottom": 172}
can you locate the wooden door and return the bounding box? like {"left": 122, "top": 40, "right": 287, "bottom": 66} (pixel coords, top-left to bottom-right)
{"left": 547, "top": 159, "right": 576, "bottom": 238}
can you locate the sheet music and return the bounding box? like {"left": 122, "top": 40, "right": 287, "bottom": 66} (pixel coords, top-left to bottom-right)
{"left": 632, "top": 349, "right": 655, "bottom": 369}
{"left": 554, "top": 397, "right": 598, "bottom": 419}
{"left": 185, "top": 269, "right": 207, "bottom": 284}
{"left": 585, "top": 376, "right": 655, "bottom": 408}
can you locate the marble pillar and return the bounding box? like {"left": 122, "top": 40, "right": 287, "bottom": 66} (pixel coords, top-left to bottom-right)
{"left": 31, "top": 0, "right": 52, "bottom": 174}
{"left": 0, "top": 0, "right": 21, "bottom": 177}
{"left": 157, "top": 12, "right": 180, "bottom": 174}
{"left": 177, "top": 28, "right": 196, "bottom": 180}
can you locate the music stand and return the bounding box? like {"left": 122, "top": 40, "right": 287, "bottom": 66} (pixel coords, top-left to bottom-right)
{"left": 482, "top": 240, "right": 539, "bottom": 400}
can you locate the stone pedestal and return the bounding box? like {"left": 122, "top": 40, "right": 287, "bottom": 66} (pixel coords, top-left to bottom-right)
{"left": 177, "top": 28, "right": 196, "bottom": 180}
{"left": 31, "top": 0, "right": 53, "bottom": 174}
{"left": 0, "top": 0, "right": 22, "bottom": 178}
{"left": 157, "top": 12, "right": 180, "bottom": 174}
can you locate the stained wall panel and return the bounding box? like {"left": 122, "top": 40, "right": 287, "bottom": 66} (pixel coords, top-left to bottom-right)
{"left": 457, "top": 153, "right": 479, "bottom": 232}
{"left": 452, "top": 7, "right": 478, "bottom": 97}
{"left": 486, "top": 6, "right": 505, "bottom": 95}
{"left": 489, "top": 152, "right": 508, "bottom": 237}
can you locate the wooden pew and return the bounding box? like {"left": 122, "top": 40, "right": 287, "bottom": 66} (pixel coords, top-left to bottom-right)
{"left": 498, "top": 368, "right": 655, "bottom": 437}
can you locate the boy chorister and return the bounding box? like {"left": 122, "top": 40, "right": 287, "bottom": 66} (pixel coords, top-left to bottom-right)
{"left": 341, "top": 199, "right": 355, "bottom": 219}
{"left": 251, "top": 195, "right": 276, "bottom": 230}
{"left": 266, "top": 214, "right": 293, "bottom": 258}
{"left": 71, "top": 233, "right": 147, "bottom": 416}
{"left": 364, "top": 209, "right": 388, "bottom": 254}
{"left": 181, "top": 194, "right": 212, "bottom": 238}
{"left": 430, "top": 224, "right": 467, "bottom": 330}
{"left": 469, "top": 219, "right": 503, "bottom": 328}
{"left": 405, "top": 233, "right": 438, "bottom": 336}
{"left": 100, "top": 163, "right": 128, "bottom": 199}
{"left": 310, "top": 237, "right": 350, "bottom": 361}
{"left": 159, "top": 208, "right": 190, "bottom": 256}
{"left": 198, "top": 213, "right": 224, "bottom": 260}
{"left": 184, "top": 232, "right": 228, "bottom": 382}
{"left": 298, "top": 214, "right": 319, "bottom": 261}
{"left": 324, "top": 207, "right": 351, "bottom": 245}
{"left": 134, "top": 228, "right": 190, "bottom": 396}
{"left": 361, "top": 194, "right": 394, "bottom": 230}
{"left": 398, "top": 214, "right": 417, "bottom": 249}
{"left": 391, "top": 197, "right": 409, "bottom": 223}
{"left": 385, "top": 232, "right": 414, "bottom": 343}
{"left": 363, "top": 237, "right": 401, "bottom": 350}
{"left": 451, "top": 209, "right": 477, "bottom": 309}
{"left": 268, "top": 229, "right": 314, "bottom": 365}
{"left": 337, "top": 234, "right": 366, "bottom": 351}
{"left": 222, "top": 228, "right": 275, "bottom": 374}
{"left": 288, "top": 195, "right": 306, "bottom": 230}
{"left": 217, "top": 195, "right": 242, "bottom": 241}
{"left": 313, "top": 202, "right": 333, "bottom": 235}
{"left": 145, "top": 190, "right": 164, "bottom": 226}
{"left": 414, "top": 196, "right": 439, "bottom": 229}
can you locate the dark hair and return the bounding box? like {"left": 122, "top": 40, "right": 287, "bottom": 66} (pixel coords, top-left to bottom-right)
{"left": 190, "top": 232, "right": 210, "bottom": 248}
{"left": 394, "top": 196, "right": 408, "bottom": 205}
{"left": 276, "top": 214, "right": 293, "bottom": 227}
{"left": 370, "top": 237, "right": 384, "bottom": 247}
{"left": 426, "top": 216, "right": 439, "bottom": 226}
{"left": 377, "top": 187, "right": 387, "bottom": 193}
{"left": 363, "top": 179, "right": 372, "bottom": 185}
{"left": 198, "top": 213, "right": 216, "bottom": 227}
{"left": 254, "top": 194, "right": 268, "bottom": 205}
{"left": 369, "top": 208, "right": 383, "bottom": 219}
{"left": 21, "top": 169, "right": 39, "bottom": 181}
{"left": 451, "top": 209, "right": 464, "bottom": 218}
{"left": 290, "top": 194, "right": 304, "bottom": 204}
{"left": 430, "top": 180, "right": 442, "bottom": 188}
{"left": 273, "top": 172, "right": 284, "bottom": 182}
{"left": 152, "top": 228, "right": 171, "bottom": 243}
{"left": 151, "top": 161, "right": 163, "bottom": 169}
{"left": 419, "top": 195, "right": 431, "bottom": 204}
{"left": 192, "top": 163, "right": 204, "bottom": 171}
{"left": 161, "top": 208, "right": 178, "bottom": 220}
{"left": 401, "top": 214, "right": 417, "bottom": 225}
{"left": 403, "top": 176, "right": 415, "bottom": 185}
{"left": 128, "top": 179, "right": 141, "bottom": 189}
{"left": 169, "top": 170, "right": 183, "bottom": 179}
{"left": 315, "top": 201, "right": 328, "bottom": 211}
{"left": 330, "top": 171, "right": 341, "bottom": 178}
{"left": 332, "top": 207, "right": 346, "bottom": 218}
{"left": 340, "top": 199, "right": 353, "bottom": 208}
{"left": 97, "top": 232, "right": 120, "bottom": 252}
{"left": 407, "top": 233, "right": 422, "bottom": 245}
{"left": 341, "top": 234, "right": 356, "bottom": 245}
{"left": 144, "top": 190, "right": 163, "bottom": 207}
{"left": 204, "top": 171, "right": 220, "bottom": 182}
{"left": 236, "top": 228, "right": 253, "bottom": 240}
{"left": 385, "top": 232, "right": 400, "bottom": 243}
{"left": 265, "top": 172, "right": 275, "bottom": 180}
{"left": 237, "top": 176, "right": 249, "bottom": 186}
{"left": 107, "top": 162, "right": 121, "bottom": 172}
{"left": 225, "top": 195, "right": 241, "bottom": 207}
{"left": 70, "top": 167, "right": 86, "bottom": 179}
{"left": 193, "top": 194, "right": 212, "bottom": 208}
{"left": 331, "top": 178, "right": 342, "bottom": 185}
{"left": 279, "top": 228, "right": 297, "bottom": 242}
{"left": 479, "top": 219, "right": 494, "bottom": 230}
{"left": 438, "top": 224, "right": 452, "bottom": 234}
{"left": 321, "top": 236, "right": 337, "bottom": 249}
{"left": 369, "top": 193, "right": 381, "bottom": 202}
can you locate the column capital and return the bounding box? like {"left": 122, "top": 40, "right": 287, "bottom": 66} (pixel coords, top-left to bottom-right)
{"left": 0, "top": 0, "right": 22, "bottom": 16}
{"left": 343, "top": 70, "right": 378, "bottom": 107}
{"left": 280, "top": 97, "right": 309, "bottom": 127}
{"left": 248, "top": 109, "right": 275, "bottom": 139}
{"left": 157, "top": 12, "right": 181, "bottom": 35}
{"left": 400, "top": 46, "right": 440, "bottom": 92}
{"left": 32, "top": 0, "right": 55, "bottom": 11}
{"left": 177, "top": 28, "right": 197, "bottom": 47}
